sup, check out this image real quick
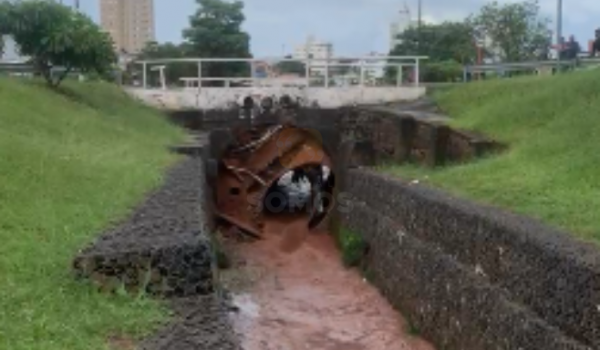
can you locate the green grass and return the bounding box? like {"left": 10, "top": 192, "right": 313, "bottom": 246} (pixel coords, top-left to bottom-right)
{"left": 0, "top": 78, "right": 184, "bottom": 350}
{"left": 383, "top": 70, "right": 600, "bottom": 243}
{"left": 337, "top": 228, "right": 368, "bottom": 268}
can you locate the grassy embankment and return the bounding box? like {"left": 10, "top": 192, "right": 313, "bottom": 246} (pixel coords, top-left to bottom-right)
{"left": 0, "top": 78, "right": 184, "bottom": 350}
{"left": 383, "top": 69, "right": 600, "bottom": 243}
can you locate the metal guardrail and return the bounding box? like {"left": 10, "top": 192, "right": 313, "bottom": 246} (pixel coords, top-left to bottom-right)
{"left": 135, "top": 56, "right": 429, "bottom": 90}
{"left": 465, "top": 57, "right": 600, "bottom": 73}
{"left": 137, "top": 56, "right": 427, "bottom": 64}
{"left": 0, "top": 61, "right": 80, "bottom": 74}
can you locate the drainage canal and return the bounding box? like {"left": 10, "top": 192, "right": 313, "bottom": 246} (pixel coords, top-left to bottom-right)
{"left": 212, "top": 106, "right": 434, "bottom": 349}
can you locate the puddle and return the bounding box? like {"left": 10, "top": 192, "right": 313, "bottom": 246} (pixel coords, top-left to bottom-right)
{"left": 223, "top": 217, "right": 435, "bottom": 350}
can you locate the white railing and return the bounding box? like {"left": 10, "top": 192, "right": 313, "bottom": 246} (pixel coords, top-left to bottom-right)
{"left": 134, "top": 56, "right": 428, "bottom": 90}
{"left": 464, "top": 56, "right": 600, "bottom": 78}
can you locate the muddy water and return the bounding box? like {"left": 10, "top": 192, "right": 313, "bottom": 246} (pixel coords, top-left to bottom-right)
{"left": 222, "top": 216, "right": 435, "bottom": 350}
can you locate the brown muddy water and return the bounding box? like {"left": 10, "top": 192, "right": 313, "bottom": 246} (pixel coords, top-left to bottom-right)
{"left": 220, "top": 216, "right": 435, "bottom": 350}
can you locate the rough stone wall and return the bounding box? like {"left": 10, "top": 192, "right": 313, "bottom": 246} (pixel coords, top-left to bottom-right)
{"left": 342, "top": 169, "right": 599, "bottom": 349}
{"left": 73, "top": 157, "right": 214, "bottom": 298}
{"left": 168, "top": 106, "right": 500, "bottom": 168}
{"left": 339, "top": 107, "right": 501, "bottom": 166}
{"left": 139, "top": 296, "right": 240, "bottom": 350}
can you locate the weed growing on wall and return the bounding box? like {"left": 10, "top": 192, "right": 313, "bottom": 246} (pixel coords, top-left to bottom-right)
{"left": 338, "top": 228, "right": 368, "bottom": 268}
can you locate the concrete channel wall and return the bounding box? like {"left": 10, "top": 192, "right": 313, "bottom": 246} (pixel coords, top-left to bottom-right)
{"left": 341, "top": 169, "right": 597, "bottom": 349}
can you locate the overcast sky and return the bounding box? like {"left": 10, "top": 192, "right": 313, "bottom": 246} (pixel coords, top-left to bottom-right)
{"left": 74, "top": 0, "right": 600, "bottom": 56}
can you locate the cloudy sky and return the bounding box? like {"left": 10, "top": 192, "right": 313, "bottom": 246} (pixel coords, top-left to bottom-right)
{"left": 74, "top": 0, "right": 599, "bottom": 56}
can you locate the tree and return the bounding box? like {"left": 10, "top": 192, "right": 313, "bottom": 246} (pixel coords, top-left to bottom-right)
{"left": 182, "top": 0, "right": 252, "bottom": 83}
{"left": 386, "top": 21, "right": 476, "bottom": 82}
{"left": 2, "top": 1, "right": 116, "bottom": 86}
{"left": 389, "top": 21, "right": 477, "bottom": 63}
{"left": 333, "top": 58, "right": 355, "bottom": 76}
{"left": 275, "top": 57, "right": 305, "bottom": 75}
{"left": 468, "top": 0, "right": 551, "bottom": 62}
{"left": 137, "top": 41, "right": 198, "bottom": 86}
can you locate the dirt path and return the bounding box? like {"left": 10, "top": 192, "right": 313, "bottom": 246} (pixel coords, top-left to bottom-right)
{"left": 222, "top": 217, "right": 434, "bottom": 350}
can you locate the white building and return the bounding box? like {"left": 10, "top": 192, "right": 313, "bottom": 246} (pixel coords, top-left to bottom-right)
{"left": 389, "top": 6, "right": 416, "bottom": 52}
{"left": 1, "top": 0, "right": 32, "bottom": 62}
{"left": 1, "top": 0, "right": 21, "bottom": 62}
{"left": 0, "top": 35, "right": 21, "bottom": 62}
{"left": 292, "top": 35, "right": 334, "bottom": 75}
{"left": 360, "top": 52, "right": 386, "bottom": 79}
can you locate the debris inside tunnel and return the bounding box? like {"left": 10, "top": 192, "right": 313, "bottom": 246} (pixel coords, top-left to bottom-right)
{"left": 215, "top": 116, "right": 336, "bottom": 253}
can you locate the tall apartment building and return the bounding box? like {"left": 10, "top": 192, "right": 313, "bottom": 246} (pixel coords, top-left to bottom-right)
{"left": 100, "top": 0, "right": 155, "bottom": 54}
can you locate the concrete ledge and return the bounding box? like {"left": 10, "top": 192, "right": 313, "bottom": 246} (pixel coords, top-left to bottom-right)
{"left": 73, "top": 158, "right": 214, "bottom": 297}
{"left": 343, "top": 168, "right": 600, "bottom": 348}
{"left": 127, "top": 86, "right": 427, "bottom": 110}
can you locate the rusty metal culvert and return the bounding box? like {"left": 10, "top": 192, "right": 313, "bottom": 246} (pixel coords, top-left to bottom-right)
{"left": 214, "top": 120, "right": 336, "bottom": 250}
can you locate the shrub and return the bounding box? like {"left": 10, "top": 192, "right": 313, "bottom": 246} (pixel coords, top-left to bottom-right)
{"left": 0, "top": 1, "right": 117, "bottom": 87}
{"left": 338, "top": 228, "right": 368, "bottom": 268}
{"left": 422, "top": 60, "right": 463, "bottom": 82}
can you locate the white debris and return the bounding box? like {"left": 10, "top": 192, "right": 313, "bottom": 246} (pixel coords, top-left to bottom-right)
{"left": 278, "top": 170, "right": 294, "bottom": 186}
{"left": 322, "top": 165, "right": 331, "bottom": 182}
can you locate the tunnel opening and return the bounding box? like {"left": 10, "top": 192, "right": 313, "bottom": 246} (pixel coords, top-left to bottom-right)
{"left": 261, "top": 163, "right": 336, "bottom": 231}
{"left": 214, "top": 122, "right": 335, "bottom": 250}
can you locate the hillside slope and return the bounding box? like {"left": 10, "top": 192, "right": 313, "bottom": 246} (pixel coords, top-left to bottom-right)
{"left": 0, "top": 78, "right": 184, "bottom": 350}
{"left": 386, "top": 70, "right": 600, "bottom": 242}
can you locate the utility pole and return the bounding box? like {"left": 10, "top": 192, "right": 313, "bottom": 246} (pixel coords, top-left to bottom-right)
{"left": 556, "top": 0, "right": 562, "bottom": 63}
{"left": 417, "top": 0, "right": 422, "bottom": 50}
{"left": 556, "top": 0, "right": 562, "bottom": 45}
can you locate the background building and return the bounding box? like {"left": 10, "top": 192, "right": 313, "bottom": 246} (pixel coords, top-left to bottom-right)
{"left": 362, "top": 51, "right": 386, "bottom": 79}
{"left": 0, "top": 0, "right": 21, "bottom": 62}
{"left": 100, "top": 0, "right": 155, "bottom": 54}
{"left": 0, "top": 35, "right": 21, "bottom": 62}
{"left": 389, "top": 5, "right": 416, "bottom": 52}
{"left": 292, "top": 35, "right": 334, "bottom": 75}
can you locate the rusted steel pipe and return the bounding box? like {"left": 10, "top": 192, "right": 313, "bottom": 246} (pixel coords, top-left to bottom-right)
{"left": 215, "top": 124, "right": 334, "bottom": 243}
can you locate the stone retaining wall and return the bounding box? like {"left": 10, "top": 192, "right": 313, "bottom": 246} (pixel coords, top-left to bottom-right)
{"left": 337, "top": 107, "right": 503, "bottom": 167}
{"left": 341, "top": 168, "right": 598, "bottom": 349}
{"left": 73, "top": 157, "right": 214, "bottom": 297}
{"left": 170, "top": 105, "right": 501, "bottom": 168}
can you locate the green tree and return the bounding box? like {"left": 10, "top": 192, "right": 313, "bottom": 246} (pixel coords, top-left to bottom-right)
{"left": 389, "top": 21, "right": 477, "bottom": 63}
{"left": 182, "top": 0, "right": 252, "bottom": 84}
{"left": 333, "top": 58, "right": 356, "bottom": 76}
{"left": 2, "top": 1, "right": 116, "bottom": 86}
{"left": 468, "top": 0, "right": 551, "bottom": 62}
{"left": 137, "top": 41, "right": 198, "bottom": 86}
{"left": 386, "top": 21, "right": 476, "bottom": 82}
{"left": 275, "top": 56, "right": 305, "bottom": 75}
